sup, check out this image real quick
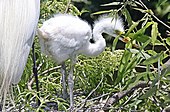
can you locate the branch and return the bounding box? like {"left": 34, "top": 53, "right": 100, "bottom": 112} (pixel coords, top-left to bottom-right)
{"left": 87, "top": 93, "right": 110, "bottom": 102}
{"left": 103, "top": 81, "right": 151, "bottom": 110}
{"left": 75, "top": 74, "right": 104, "bottom": 111}
{"left": 39, "top": 66, "right": 61, "bottom": 76}
{"left": 65, "top": 0, "right": 71, "bottom": 13}
{"left": 138, "top": 0, "right": 170, "bottom": 30}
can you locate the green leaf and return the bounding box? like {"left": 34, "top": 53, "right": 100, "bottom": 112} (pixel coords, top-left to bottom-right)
{"left": 166, "top": 37, "right": 170, "bottom": 46}
{"left": 143, "top": 52, "right": 163, "bottom": 65}
{"left": 151, "top": 22, "right": 158, "bottom": 45}
{"left": 112, "top": 35, "right": 121, "bottom": 51}
{"left": 132, "top": 22, "right": 153, "bottom": 43}
{"left": 133, "top": 34, "right": 150, "bottom": 43}
{"left": 147, "top": 50, "right": 157, "bottom": 56}
{"left": 155, "top": 39, "right": 164, "bottom": 45}
{"left": 161, "top": 65, "right": 170, "bottom": 76}
{"left": 168, "top": 13, "right": 170, "bottom": 20}
{"left": 139, "top": 86, "right": 157, "bottom": 99}
{"left": 127, "top": 72, "right": 151, "bottom": 90}
{"left": 157, "top": 0, "right": 168, "bottom": 6}
{"left": 136, "top": 22, "right": 153, "bottom": 34}
{"left": 117, "top": 50, "right": 132, "bottom": 83}
{"left": 129, "top": 49, "right": 151, "bottom": 59}
{"left": 133, "top": 8, "right": 146, "bottom": 13}
{"left": 126, "top": 21, "right": 139, "bottom": 36}
{"left": 101, "top": 2, "right": 123, "bottom": 6}
{"left": 125, "top": 54, "right": 139, "bottom": 72}
{"left": 92, "top": 10, "right": 113, "bottom": 15}
{"left": 140, "top": 39, "right": 151, "bottom": 50}
{"left": 122, "top": 8, "right": 132, "bottom": 26}
{"left": 125, "top": 41, "right": 132, "bottom": 48}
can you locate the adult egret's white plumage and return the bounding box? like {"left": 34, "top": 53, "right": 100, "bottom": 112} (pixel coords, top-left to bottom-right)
{"left": 38, "top": 14, "right": 124, "bottom": 109}
{"left": 0, "top": 0, "right": 40, "bottom": 110}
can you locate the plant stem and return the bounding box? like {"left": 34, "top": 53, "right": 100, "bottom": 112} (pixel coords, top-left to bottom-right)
{"left": 138, "top": 0, "right": 170, "bottom": 30}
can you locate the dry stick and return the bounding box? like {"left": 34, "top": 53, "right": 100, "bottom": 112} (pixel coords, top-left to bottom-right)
{"left": 136, "top": 65, "right": 157, "bottom": 70}
{"left": 121, "top": 91, "right": 137, "bottom": 107}
{"left": 27, "top": 66, "right": 61, "bottom": 90}
{"left": 150, "top": 96, "right": 163, "bottom": 110}
{"left": 103, "top": 81, "right": 151, "bottom": 110}
{"left": 138, "top": 0, "right": 170, "bottom": 30}
{"left": 65, "top": 0, "right": 71, "bottom": 13}
{"left": 75, "top": 74, "right": 104, "bottom": 111}
{"left": 87, "top": 93, "right": 110, "bottom": 102}
{"left": 39, "top": 66, "right": 61, "bottom": 76}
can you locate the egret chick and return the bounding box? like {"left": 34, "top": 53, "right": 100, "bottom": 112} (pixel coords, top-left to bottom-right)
{"left": 37, "top": 14, "right": 124, "bottom": 109}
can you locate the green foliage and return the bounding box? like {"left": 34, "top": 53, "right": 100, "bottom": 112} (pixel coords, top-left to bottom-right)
{"left": 75, "top": 48, "right": 124, "bottom": 94}
{"left": 39, "top": 0, "right": 82, "bottom": 24}
{"left": 85, "top": 0, "right": 170, "bottom": 111}
{"left": 154, "top": 0, "right": 170, "bottom": 18}
{"left": 12, "top": 0, "right": 170, "bottom": 111}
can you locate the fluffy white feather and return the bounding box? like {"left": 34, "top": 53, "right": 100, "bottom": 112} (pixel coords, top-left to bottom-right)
{"left": 38, "top": 14, "right": 92, "bottom": 64}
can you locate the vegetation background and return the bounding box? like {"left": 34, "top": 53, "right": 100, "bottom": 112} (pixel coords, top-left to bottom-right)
{"left": 12, "top": 0, "right": 170, "bottom": 111}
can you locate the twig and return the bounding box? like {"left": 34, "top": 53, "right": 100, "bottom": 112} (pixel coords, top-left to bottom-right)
{"left": 103, "top": 81, "right": 151, "bottom": 110}
{"left": 65, "top": 0, "right": 71, "bottom": 13}
{"left": 121, "top": 90, "right": 138, "bottom": 107}
{"left": 76, "top": 82, "right": 151, "bottom": 111}
{"left": 87, "top": 93, "right": 110, "bottom": 102}
{"left": 149, "top": 96, "right": 163, "bottom": 111}
{"left": 39, "top": 66, "right": 61, "bottom": 76}
{"left": 27, "top": 66, "right": 61, "bottom": 90}
{"left": 27, "top": 78, "right": 34, "bottom": 91}
{"left": 136, "top": 65, "right": 157, "bottom": 71}
{"left": 75, "top": 74, "right": 104, "bottom": 111}
{"left": 138, "top": 0, "right": 170, "bottom": 30}
{"left": 85, "top": 74, "right": 104, "bottom": 101}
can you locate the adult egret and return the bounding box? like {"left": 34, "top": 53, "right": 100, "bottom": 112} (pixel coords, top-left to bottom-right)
{"left": 37, "top": 14, "right": 124, "bottom": 109}
{"left": 0, "top": 0, "right": 40, "bottom": 110}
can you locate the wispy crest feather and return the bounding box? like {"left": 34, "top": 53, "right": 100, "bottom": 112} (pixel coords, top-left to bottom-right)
{"left": 0, "top": 0, "right": 40, "bottom": 110}
{"left": 94, "top": 14, "right": 123, "bottom": 28}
